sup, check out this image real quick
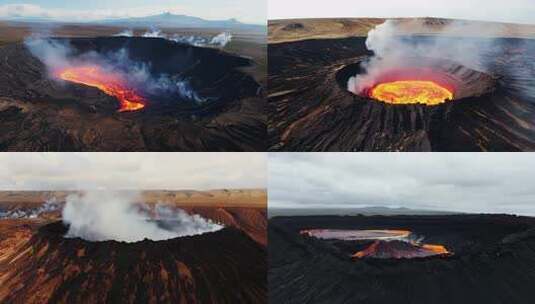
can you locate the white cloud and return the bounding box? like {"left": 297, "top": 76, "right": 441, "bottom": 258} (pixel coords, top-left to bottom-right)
{"left": 0, "top": 153, "right": 266, "bottom": 190}
{"left": 0, "top": 4, "right": 130, "bottom": 20}
{"left": 268, "top": 0, "right": 535, "bottom": 25}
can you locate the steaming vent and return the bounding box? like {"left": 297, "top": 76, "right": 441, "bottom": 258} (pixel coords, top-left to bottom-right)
{"left": 343, "top": 19, "right": 498, "bottom": 106}
{"left": 301, "top": 229, "right": 452, "bottom": 259}
{"left": 62, "top": 191, "right": 224, "bottom": 243}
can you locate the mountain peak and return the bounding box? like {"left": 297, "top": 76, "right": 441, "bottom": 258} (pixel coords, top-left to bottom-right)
{"left": 102, "top": 13, "right": 263, "bottom": 30}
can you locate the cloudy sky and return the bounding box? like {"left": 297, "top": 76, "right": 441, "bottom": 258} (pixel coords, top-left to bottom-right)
{"left": 0, "top": 0, "right": 266, "bottom": 24}
{"left": 269, "top": 0, "right": 535, "bottom": 24}
{"left": 0, "top": 153, "right": 266, "bottom": 190}
{"left": 269, "top": 153, "right": 535, "bottom": 216}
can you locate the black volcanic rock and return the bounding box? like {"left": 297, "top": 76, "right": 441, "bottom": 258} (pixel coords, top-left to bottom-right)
{"left": 269, "top": 214, "right": 535, "bottom": 304}
{"left": 268, "top": 36, "right": 535, "bottom": 151}
{"left": 0, "top": 37, "right": 265, "bottom": 151}
{"left": 0, "top": 221, "right": 267, "bottom": 304}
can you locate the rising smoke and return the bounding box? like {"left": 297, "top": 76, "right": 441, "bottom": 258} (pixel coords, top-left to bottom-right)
{"left": 0, "top": 199, "right": 60, "bottom": 219}
{"left": 25, "top": 37, "right": 204, "bottom": 103}
{"left": 62, "top": 191, "right": 223, "bottom": 242}
{"left": 113, "top": 28, "right": 233, "bottom": 47}
{"left": 141, "top": 28, "right": 163, "bottom": 38}
{"left": 348, "top": 19, "right": 508, "bottom": 94}
{"left": 114, "top": 29, "right": 134, "bottom": 37}
{"left": 209, "top": 32, "right": 233, "bottom": 47}
{"left": 138, "top": 28, "right": 232, "bottom": 47}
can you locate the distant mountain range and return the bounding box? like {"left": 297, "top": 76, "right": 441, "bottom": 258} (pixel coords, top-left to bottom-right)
{"left": 102, "top": 13, "right": 264, "bottom": 30}
{"left": 268, "top": 206, "right": 462, "bottom": 218}
{"left": 3, "top": 13, "right": 265, "bottom": 31}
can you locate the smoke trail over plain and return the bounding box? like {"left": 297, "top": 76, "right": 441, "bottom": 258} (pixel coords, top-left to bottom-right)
{"left": 0, "top": 199, "right": 60, "bottom": 219}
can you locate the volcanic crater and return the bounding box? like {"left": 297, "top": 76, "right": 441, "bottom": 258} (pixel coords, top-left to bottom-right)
{"left": 0, "top": 37, "right": 265, "bottom": 151}
{"left": 0, "top": 220, "right": 266, "bottom": 304}
{"left": 269, "top": 214, "right": 535, "bottom": 303}
{"left": 339, "top": 58, "right": 497, "bottom": 104}
{"left": 0, "top": 190, "right": 268, "bottom": 304}
{"left": 268, "top": 36, "right": 535, "bottom": 151}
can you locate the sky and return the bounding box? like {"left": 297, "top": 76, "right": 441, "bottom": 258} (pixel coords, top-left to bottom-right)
{"left": 0, "top": 153, "right": 266, "bottom": 190}
{"left": 269, "top": 0, "right": 535, "bottom": 25}
{"left": 0, "top": 0, "right": 266, "bottom": 24}
{"left": 269, "top": 153, "right": 535, "bottom": 216}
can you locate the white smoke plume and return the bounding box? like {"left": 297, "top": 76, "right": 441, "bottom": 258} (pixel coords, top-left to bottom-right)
{"left": 62, "top": 191, "right": 223, "bottom": 242}
{"left": 209, "top": 32, "right": 233, "bottom": 47}
{"left": 153, "top": 204, "right": 225, "bottom": 236}
{"left": 348, "top": 19, "right": 507, "bottom": 94}
{"left": 25, "top": 37, "right": 72, "bottom": 71}
{"left": 141, "top": 28, "right": 163, "bottom": 38}
{"left": 114, "top": 29, "right": 134, "bottom": 37}
{"left": 135, "top": 28, "right": 232, "bottom": 47}
{"left": 24, "top": 37, "right": 204, "bottom": 103}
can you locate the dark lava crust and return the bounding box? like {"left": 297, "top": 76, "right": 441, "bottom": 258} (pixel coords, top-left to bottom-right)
{"left": 269, "top": 214, "right": 535, "bottom": 304}
{"left": 1, "top": 221, "right": 266, "bottom": 304}
{"left": 0, "top": 37, "right": 265, "bottom": 151}
{"left": 268, "top": 37, "right": 535, "bottom": 151}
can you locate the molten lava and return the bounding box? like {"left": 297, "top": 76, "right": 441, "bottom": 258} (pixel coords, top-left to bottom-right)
{"left": 352, "top": 240, "right": 451, "bottom": 259}
{"left": 421, "top": 244, "right": 450, "bottom": 254}
{"left": 56, "top": 65, "right": 146, "bottom": 112}
{"left": 300, "top": 228, "right": 451, "bottom": 259}
{"left": 300, "top": 229, "right": 411, "bottom": 240}
{"left": 371, "top": 80, "right": 453, "bottom": 105}
{"left": 361, "top": 68, "right": 456, "bottom": 106}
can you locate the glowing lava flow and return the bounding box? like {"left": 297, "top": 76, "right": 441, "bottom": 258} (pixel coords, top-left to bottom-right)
{"left": 299, "top": 229, "right": 411, "bottom": 240}
{"left": 352, "top": 240, "right": 450, "bottom": 259}
{"left": 370, "top": 80, "right": 453, "bottom": 105}
{"left": 56, "top": 65, "right": 146, "bottom": 112}
{"left": 300, "top": 229, "right": 451, "bottom": 259}
{"left": 421, "top": 244, "right": 450, "bottom": 254}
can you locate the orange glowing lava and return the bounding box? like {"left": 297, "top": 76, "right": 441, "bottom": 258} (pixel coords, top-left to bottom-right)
{"left": 352, "top": 240, "right": 451, "bottom": 259}
{"left": 421, "top": 244, "right": 450, "bottom": 255}
{"left": 300, "top": 228, "right": 451, "bottom": 259}
{"left": 56, "top": 65, "right": 146, "bottom": 112}
{"left": 371, "top": 80, "right": 453, "bottom": 105}
{"left": 299, "top": 229, "right": 411, "bottom": 240}
{"left": 352, "top": 241, "right": 380, "bottom": 259}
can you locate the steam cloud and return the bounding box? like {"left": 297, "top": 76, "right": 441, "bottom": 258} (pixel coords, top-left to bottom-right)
{"left": 209, "top": 32, "right": 233, "bottom": 47}
{"left": 25, "top": 37, "right": 204, "bottom": 103}
{"left": 62, "top": 191, "right": 223, "bottom": 242}
{"left": 347, "top": 19, "right": 509, "bottom": 94}
{"left": 138, "top": 28, "right": 232, "bottom": 47}
{"left": 114, "top": 29, "right": 133, "bottom": 37}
